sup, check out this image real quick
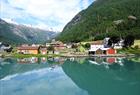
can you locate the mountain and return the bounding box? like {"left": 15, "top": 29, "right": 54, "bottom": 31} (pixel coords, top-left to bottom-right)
{"left": 57, "top": 0, "right": 140, "bottom": 42}
{"left": 0, "top": 18, "right": 57, "bottom": 44}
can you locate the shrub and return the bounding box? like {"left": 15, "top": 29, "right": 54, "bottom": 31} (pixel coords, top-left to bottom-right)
{"left": 134, "top": 45, "right": 139, "bottom": 49}
{"left": 84, "top": 43, "right": 90, "bottom": 49}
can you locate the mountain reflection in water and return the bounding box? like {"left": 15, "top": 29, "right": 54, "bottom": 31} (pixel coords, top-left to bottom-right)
{"left": 0, "top": 57, "right": 140, "bottom": 95}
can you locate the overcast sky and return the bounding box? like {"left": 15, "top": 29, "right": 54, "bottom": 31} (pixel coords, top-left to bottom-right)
{"left": 0, "top": 0, "right": 94, "bottom": 32}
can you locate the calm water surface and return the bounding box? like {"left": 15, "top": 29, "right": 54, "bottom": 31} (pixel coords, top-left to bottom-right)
{"left": 0, "top": 56, "right": 140, "bottom": 95}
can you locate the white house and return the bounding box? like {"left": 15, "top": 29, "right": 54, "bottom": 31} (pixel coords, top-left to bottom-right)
{"left": 46, "top": 43, "right": 50, "bottom": 47}
{"left": 89, "top": 40, "right": 117, "bottom": 55}
{"left": 89, "top": 41, "right": 104, "bottom": 54}
{"left": 89, "top": 41, "right": 104, "bottom": 51}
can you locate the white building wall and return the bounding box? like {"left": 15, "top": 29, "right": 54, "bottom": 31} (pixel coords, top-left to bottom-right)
{"left": 90, "top": 45, "right": 104, "bottom": 50}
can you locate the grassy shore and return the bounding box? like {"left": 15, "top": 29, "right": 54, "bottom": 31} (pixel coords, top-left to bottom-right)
{"left": 10, "top": 53, "right": 61, "bottom": 58}
{"left": 118, "top": 48, "right": 140, "bottom": 55}
{"left": 1, "top": 46, "right": 140, "bottom": 58}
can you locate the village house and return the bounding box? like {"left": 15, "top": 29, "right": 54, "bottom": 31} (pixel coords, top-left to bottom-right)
{"left": 89, "top": 40, "right": 117, "bottom": 55}
{"left": 46, "top": 43, "right": 50, "bottom": 47}
{"left": 17, "top": 45, "right": 39, "bottom": 54}
{"left": 17, "top": 44, "right": 48, "bottom": 55}
{"left": 50, "top": 39, "right": 66, "bottom": 51}
{"left": 40, "top": 47, "right": 47, "bottom": 55}
{"left": 66, "top": 43, "right": 72, "bottom": 49}
{"left": 89, "top": 41, "right": 104, "bottom": 55}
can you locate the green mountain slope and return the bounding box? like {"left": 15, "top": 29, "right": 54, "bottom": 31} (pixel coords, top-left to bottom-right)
{"left": 58, "top": 0, "right": 140, "bottom": 42}
{"left": 0, "top": 19, "right": 57, "bottom": 44}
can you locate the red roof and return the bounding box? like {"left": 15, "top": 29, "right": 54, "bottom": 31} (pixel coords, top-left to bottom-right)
{"left": 17, "top": 46, "right": 39, "bottom": 50}
{"left": 91, "top": 41, "right": 103, "bottom": 45}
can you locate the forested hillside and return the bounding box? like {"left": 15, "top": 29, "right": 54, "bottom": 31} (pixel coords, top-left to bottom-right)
{"left": 58, "top": 0, "right": 140, "bottom": 42}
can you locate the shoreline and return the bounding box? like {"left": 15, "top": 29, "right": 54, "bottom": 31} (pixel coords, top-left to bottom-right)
{"left": 0, "top": 53, "right": 136, "bottom": 58}
{"left": 61, "top": 54, "right": 135, "bottom": 58}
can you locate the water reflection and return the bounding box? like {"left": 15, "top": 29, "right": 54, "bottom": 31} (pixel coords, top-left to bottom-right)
{"left": 16, "top": 57, "right": 66, "bottom": 64}
{"left": 62, "top": 57, "right": 140, "bottom": 95}
{"left": 17, "top": 57, "right": 48, "bottom": 64}
{"left": 17, "top": 57, "right": 39, "bottom": 64}
{"left": 41, "top": 57, "right": 47, "bottom": 64}
{"left": 0, "top": 56, "right": 140, "bottom": 95}
{"left": 88, "top": 57, "right": 124, "bottom": 65}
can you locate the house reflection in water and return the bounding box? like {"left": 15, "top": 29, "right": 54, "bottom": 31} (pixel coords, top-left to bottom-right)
{"left": 53, "top": 57, "right": 66, "bottom": 64}
{"left": 17, "top": 57, "right": 38, "bottom": 64}
{"left": 40, "top": 57, "right": 47, "bottom": 64}
{"left": 106, "top": 57, "right": 116, "bottom": 64}
{"left": 17, "top": 57, "right": 66, "bottom": 64}
{"left": 88, "top": 57, "right": 124, "bottom": 66}
{"left": 58, "top": 57, "right": 66, "bottom": 64}
{"left": 47, "top": 57, "right": 66, "bottom": 65}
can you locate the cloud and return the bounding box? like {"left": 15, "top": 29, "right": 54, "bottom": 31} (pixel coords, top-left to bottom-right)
{"left": 82, "top": 0, "right": 90, "bottom": 9}
{"left": 0, "top": 0, "right": 94, "bottom": 31}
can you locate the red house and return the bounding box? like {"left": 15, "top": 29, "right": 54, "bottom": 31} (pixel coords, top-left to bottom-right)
{"left": 106, "top": 48, "right": 117, "bottom": 55}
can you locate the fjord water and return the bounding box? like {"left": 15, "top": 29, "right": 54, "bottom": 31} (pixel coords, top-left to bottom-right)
{"left": 0, "top": 57, "right": 140, "bottom": 95}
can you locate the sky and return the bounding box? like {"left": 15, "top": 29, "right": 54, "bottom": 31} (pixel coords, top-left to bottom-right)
{"left": 0, "top": 0, "right": 94, "bottom": 32}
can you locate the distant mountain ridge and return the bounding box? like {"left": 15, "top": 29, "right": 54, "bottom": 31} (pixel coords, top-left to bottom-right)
{"left": 0, "top": 18, "right": 58, "bottom": 44}
{"left": 58, "top": 0, "right": 140, "bottom": 42}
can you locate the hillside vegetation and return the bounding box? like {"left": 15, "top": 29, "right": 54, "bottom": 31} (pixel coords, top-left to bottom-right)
{"left": 0, "top": 19, "right": 57, "bottom": 44}
{"left": 57, "top": 0, "right": 140, "bottom": 42}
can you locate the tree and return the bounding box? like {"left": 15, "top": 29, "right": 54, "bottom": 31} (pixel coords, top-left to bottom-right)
{"left": 47, "top": 46, "right": 54, "bottom": 54}
{"left": 72, "top": 44, "right": 78, "bottom": 49}
{"left": 5, "top": 47, "right": 13, "bottom": 52}
{"left": 84, "top": 43, "right": 90, "bottom": 49}
{"left": 123, "top": 35, "right": 135, "bottom": 48}
{"left": 107, "top": 36, "right": 120, "bottom": 48}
